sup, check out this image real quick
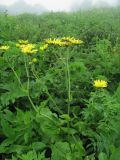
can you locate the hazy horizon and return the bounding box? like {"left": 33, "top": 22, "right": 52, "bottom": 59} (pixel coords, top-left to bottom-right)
{"left": 0, "top": 0, "right": 120, "bottom": 14}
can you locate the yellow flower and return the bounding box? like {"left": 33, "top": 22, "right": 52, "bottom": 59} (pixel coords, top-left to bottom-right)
{"left": 45, "top": 37, "right": 83, "bottom": 46}
{"left": 70, "top": 39, "right": 84, "bottom": 44}
{"left": 61, "top": 37, "right": 71, "bottom": 41}
{"left": 45, "top": 38, "right": 70, "bottom": 46}
{"left": 93, "top": 80, "right": 108, "bottom": 88}
{"left": 58, "top": 41, "right": 70, "bottom": 46}
{"left": 21, "top": 44, "right": 38, "bottom": 55}
{"left": 45, "top": 38, "right": 54, "bottom": 44}
{"left": 0, "top": 45, "right": 10, "bottom": 50}
{"left": 62, "top": 37, "right": 84, "bottom": 45}
{"left": 32, "top": 58, "right": 37, "bottom": 63}
{"left": 40, "top": 44, "right": 48, "bottom": 51}
{"left": 16, "top": 40, "right": 29, "bottom": 48}
{"left": 16, "top": 44, "right": 27, "bottom": 49}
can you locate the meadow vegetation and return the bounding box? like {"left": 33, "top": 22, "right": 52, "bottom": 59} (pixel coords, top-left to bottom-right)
{"left": 0, "top": 7, "right": 120, "bottom": 160}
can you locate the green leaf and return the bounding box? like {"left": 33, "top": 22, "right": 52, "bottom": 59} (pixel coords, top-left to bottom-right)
{"left": 72, "top": 141, "right": 85, "bottom": 157}
{"left": 0, "top": 80, "right": 27, "bottom": 106}
{"left": 51, "top": 141, "right": 71, "bottom": 160}
{"left": 98, "top": 152, "right": 108, "bottom": 160}
{"left": 35, "top": 107, "right": 60, "bottom": 142}
{"left": 8, "top": 145, "right": 28, "bottom": 154}
{"left": 24, "top": 112, "right": 31, "bottom": 125}
{"left": 18, "top": 150, "right": 45, "bottom": 160}
{"left": 1, "top": 119, "right": 15, "bottom": 139}
{"left": 60, "top": 114, "right": 71, "bottom": 121}
{"left": 0, "top": 138, "right": 14, "bottom": 153}
{"left": 61, "top": 127, "right": 77, "bottom": 135}
{"left": 32, "top": 142, "right": 46, "bottom": 151}
{"left": 24, "top": 131, "right": 31, "bottom": 144}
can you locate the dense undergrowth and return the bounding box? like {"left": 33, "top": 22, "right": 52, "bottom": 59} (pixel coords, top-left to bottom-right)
{"left": 0, "top": 7, "right": 120, "bottom": 160}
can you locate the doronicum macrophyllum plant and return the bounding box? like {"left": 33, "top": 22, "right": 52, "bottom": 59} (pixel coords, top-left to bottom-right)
{"left": 0, "top": 7, "right": 120, "bottom": 160}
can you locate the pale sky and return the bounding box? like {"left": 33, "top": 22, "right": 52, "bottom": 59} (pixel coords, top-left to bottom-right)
{"left": 0, "top": 0, "right": 119, "bottom": 11}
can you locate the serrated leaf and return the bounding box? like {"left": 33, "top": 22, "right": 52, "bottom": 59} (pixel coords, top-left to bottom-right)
{"left": 1, "top": 119, "right": 15, "bottom": 139}
{"left": 0, "top": 81, "right": 27, "bottom": 106}
{"left": 51, "top": 141, "right": 70, "bottom": 160}
{"left": 32, "top": 142, "right": 46, "bottom": 151}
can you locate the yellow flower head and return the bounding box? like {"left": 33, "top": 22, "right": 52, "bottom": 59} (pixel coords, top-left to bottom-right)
{"left": 45, "top": 38, "right": 60, "bottom": 45}
{"left": 32, "top": 58, "right": 37, "bottom": 63}
{"left": 21, "top": 44, "right": 38, "bottom": 55}
{"left": 45, "top": 38, "right": 53, "bottom": 44}
{"left": 40, "top": 44, "right": 48, "bottom": 51}
{"left": 45, "top": 38, "right": 70, "bottom": 46}
{"left": 93, "top": 80, "right": 108, "bottom": 88}
{"left": 61, "top": 37, "right": 71, "bottom": 41}
{"left": 16, "top": 40, "right": 29, "bottom": 48}
{"left": 45, "top": 37, "right": 83, "bottom": 47}
{"left": 62, "top": 37, "right": 84, "bottom": 45}
{"left": 0, "top": 45, "right": 10, "bottom": 50}
{"left": 70, "top": 39, "right": 84, "bottom": 44}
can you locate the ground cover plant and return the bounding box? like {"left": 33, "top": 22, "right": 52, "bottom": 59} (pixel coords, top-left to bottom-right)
{"left": 0, "top": 7, "right": 120, "bottom": 160}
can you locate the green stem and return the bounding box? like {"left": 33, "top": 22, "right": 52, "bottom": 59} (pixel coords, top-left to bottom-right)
{"left": 11, "top": 66, "right": 23, "bottom": 87}
{"left": 9, "top": 57, "right": 37, "bottom": 112}
{"left": 31, "top": 64, "right": 39, "bottom": 79}
{"left": 24, "top": 56, "right": 38, "bottom": 112}
{"left": 66, "top": 52, "right": 71, "bottom": 116}
{"left": 31, "top": 65, "right": 63, "bottom": 114}
{"left": 9, "top": 59, "right": 63, "bottom": 126}
{"left": 24, "top": 56, "right": 30, "bottom": 91}
{"left": 27, "top": 95, "right": 37, "bottom": 112}
{"left": 66, "top": 51, "right": 72, "bottom": 149}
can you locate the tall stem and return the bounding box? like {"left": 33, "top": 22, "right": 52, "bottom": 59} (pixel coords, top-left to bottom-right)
{"left": 24, "top": 56, "right": 30, "bottom": 91}
{"left": 66, "top": 52, "right": 71, "bottom": 116}
{"left": 24, "top": 56, "right": 38, "bottom": 112}
{"left": 31, "top": 65, "right": 62, "bottom": 114}
{"left": 8, "top": 58, "right": 62, "bottom": 125}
